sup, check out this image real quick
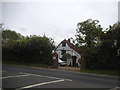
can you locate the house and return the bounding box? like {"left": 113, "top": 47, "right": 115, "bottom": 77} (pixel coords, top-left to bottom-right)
{"left": 54, "top": 39, "right": 81, "bottom": 67}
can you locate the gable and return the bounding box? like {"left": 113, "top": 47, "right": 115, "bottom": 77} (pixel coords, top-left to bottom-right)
{"left": 55, "top": 42, "right": 70, "bottom": 51}
{"left": 55, "top": 39, "right": 81, "bottom": 55}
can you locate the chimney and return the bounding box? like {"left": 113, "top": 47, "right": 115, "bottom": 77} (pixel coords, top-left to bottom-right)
{"left": 68, "top": 39, "right": 70, "bottom": 43}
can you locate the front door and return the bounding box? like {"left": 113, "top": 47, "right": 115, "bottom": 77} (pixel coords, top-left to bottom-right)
{"left": 72, "top": 56, "right": 77, "bottom": 67}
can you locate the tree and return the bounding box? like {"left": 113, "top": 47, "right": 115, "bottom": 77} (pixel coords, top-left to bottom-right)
{"left": 72, "top": 19, "right": 120, "bottom": 70}
{"left": 62, "top": 53, "right": 72, "bottom": 61}
{"left": 75, "top": 19, "right": 103, "bottom": 49}
{"left": 82, "top": 21, "right": 119, "bottom": 70}
{"left": 75, "top": 19, "right": 104, "bottom": 70}
{"left": 107, "top": 22, "right": 120, "bottom": 56}
{"left": 2, "top": 29, "right": 24, "bottom": 46}
{"left": 97, "top": 22, "right": 120, "bottom": 70}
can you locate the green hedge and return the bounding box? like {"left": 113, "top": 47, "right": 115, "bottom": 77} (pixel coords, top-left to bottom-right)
{"left": 2, "top": 30, "right": 54, "bottom": 66}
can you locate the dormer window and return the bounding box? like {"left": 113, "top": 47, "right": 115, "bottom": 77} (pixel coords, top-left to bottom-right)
{"left": 62, "top": 42, "right": 66, "bottom": 47}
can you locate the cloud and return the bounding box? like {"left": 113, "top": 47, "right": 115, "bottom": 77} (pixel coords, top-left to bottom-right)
{"left": 2, "top": 2, "right": 118, "bottom": 45}
{"left": 18, "top": 28, "right": 27, "bottom": 31}
{"left": 118, "top": 1, "right": 120, "bottom": 22}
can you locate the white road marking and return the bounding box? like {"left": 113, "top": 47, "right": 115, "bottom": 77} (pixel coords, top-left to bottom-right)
{"left": 16, "top": 79, "right": 65, "bottom": 90}
{"left": 0, "top": 74, "right": 30, "bottom": 79}
{"left": 19, "top": 72, "right": 72, "bottom": 81}
{"left": 64, "top": 79, "right": 72, "bottom": 81}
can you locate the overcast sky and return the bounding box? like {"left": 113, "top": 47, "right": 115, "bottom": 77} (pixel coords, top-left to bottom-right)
{"left": 1, "top": 0, "right": 119, "bottom": 45}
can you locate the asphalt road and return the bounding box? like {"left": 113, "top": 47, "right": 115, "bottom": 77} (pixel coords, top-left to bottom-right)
{"left": 2, "top": 64, "right": 119, "bottom": 89}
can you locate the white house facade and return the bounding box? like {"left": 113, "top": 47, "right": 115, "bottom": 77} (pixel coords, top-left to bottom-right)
{"left": 55, "top": 39, "right": 81, "bottom": 67}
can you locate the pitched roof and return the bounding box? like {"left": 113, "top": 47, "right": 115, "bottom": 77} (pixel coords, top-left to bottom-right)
{"left": 55, "top": 39, "right": 82, "bottom": 54}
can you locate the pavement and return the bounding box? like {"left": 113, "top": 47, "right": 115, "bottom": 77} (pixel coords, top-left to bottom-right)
{"left": 2, "top": 64, "right": 120, "bottom": 89}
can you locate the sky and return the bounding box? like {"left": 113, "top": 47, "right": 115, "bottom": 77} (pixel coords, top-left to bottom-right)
{"left": 1, "top": 0, "right": 119, "bottom": 45}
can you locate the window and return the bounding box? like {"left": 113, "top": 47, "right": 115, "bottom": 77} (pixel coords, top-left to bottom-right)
{"left": 62, "top": 42, "right": 66, "bottom": 47}
{"left": 61, "top": 50, "right": 66, "bottom": 55}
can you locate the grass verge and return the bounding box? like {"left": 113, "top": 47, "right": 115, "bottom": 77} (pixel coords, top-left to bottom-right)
{"left": 80, "top": 69, "right": 120, "bottom": 76}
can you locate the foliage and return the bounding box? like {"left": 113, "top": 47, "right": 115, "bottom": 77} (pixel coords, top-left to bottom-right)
{"left": 2, "top": 30, "right": 55, "bottom": 66}
{"left": 86, "top": 40, "right": 118, "bottom": 70}
{"left": 104, "top": 22, "right": 120, "bottom": 55}
{"left": 2, "top": 30, "right": 24, "bottom": 46}
{"left": 62, "top": 53, "right": 72, "bottom": 61}
{"left": 76, "top": 19, "right": 103, "bottom": 48}
{"left": 75, "top": 19, "right": 119, "bottom": 70}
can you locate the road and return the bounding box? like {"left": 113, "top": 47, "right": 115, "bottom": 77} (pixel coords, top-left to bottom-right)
{"left": 2, "top": 64, "right": 119, "bottom": 89}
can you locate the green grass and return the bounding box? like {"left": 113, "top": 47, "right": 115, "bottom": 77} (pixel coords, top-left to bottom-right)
{"left": 80, "top": 69, "right": 120, "bottom": 76}
{"left": 2, "top": 61, "right": 49, "bottom": 68}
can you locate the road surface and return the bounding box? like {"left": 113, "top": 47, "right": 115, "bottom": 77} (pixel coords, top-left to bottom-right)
{"left": 2, "top": 64, "right": 119, "bottom": 89}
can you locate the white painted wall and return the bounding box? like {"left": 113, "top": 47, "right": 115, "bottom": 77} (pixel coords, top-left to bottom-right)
{"left": 55, "top": 43, "right": 81, "bottom": 66}
{"left": 56, "top": 43, "right": 81, "bottom": 59}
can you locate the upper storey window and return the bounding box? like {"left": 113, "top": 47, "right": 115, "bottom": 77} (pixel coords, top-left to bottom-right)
{"left": 62, "top": 42, "right": 66, "bottom": 47}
